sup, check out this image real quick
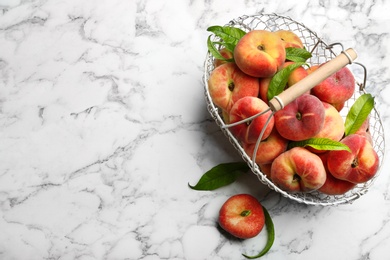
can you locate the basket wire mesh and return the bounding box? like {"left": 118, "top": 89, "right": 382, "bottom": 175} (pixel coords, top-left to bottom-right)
{"left": 203, "top": 13, "right": 386, "bottom": 206}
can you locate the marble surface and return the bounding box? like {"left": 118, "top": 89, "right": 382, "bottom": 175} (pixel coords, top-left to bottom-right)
{"left": 0, "top": 0, "right": 389, "bottom": 259}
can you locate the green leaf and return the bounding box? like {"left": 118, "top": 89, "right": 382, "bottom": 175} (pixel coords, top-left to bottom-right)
{"left": 285, "top": 47, "right": 312, "bottom": 62}
{"left": 221, "top": 42, "right": 236, "bottom": 54}
{"left": 207, "top": 36, "right": 229, "bottom": 61}
{"left": 207, "top": 25, "right": 246, "bottom": 46}
{"left": 223, "top": 26, "right": 247, "bottom": 44}
{"left": 242, "top": 206, "right": 275, "bottom": 259}
{"left": 288, "top": 138, "right": 351, "bottom": 152}
{"left": 267, "top": 62, "right": 307, "bottom": 101}
{"left": 188, "top": 162, "right": 249, "bottom": 191}
{"left": 344, "top": 93, "right": 375, "bottom": 136}
{"left": 206, "top": 26, "right": 246, "bottom": 57}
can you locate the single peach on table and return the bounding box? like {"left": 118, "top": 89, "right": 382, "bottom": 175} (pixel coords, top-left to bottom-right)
{"left": 218, "top": 194, "right": 265, "bottom": 239}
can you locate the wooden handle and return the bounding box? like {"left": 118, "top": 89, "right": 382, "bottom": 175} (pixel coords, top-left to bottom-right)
{"left": 268, "top": 48, "right": 357, "bottom": 112}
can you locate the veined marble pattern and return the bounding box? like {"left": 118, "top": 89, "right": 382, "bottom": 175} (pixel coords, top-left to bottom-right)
{"left": 0, "top": 0, "right": 389, "bottom": 259}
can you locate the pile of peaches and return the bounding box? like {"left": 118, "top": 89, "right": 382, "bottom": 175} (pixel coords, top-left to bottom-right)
{"left": 207, "top": 28, "right": 379, "bottom": 195}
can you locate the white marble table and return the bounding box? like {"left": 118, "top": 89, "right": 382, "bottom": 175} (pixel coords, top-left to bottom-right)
{"left": 0, "top": 0, "right": 389, "bottom": 259}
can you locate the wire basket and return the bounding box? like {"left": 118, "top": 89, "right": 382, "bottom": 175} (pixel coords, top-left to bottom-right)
{"left": 203, "top": 13, "right": 386, "bottom": 206}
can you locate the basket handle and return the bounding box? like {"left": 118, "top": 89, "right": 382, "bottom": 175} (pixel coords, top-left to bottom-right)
{"left": 268, "top": 48, "right": 357, "bottom": 112}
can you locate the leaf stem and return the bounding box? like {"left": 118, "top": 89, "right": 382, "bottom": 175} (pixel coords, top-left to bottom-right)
{"left": 240, "top": 210, "right": 251, "bottom": 217}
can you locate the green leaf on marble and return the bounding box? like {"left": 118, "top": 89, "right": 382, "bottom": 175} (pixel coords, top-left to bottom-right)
{"left": 242, "top": 206, "right": 275, "bottom": 259}
{"left": 188, "top": 162, "right": 249, "bottom": 191}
